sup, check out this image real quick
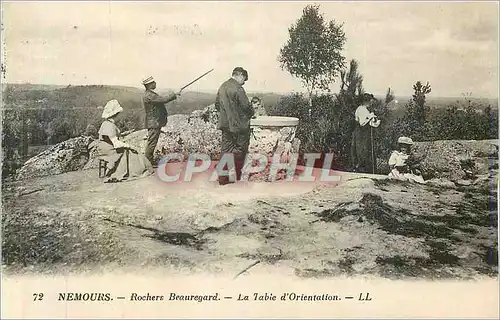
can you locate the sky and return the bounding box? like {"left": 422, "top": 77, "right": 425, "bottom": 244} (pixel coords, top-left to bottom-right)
{"left": 2, "top": 1, "right": 499, "bottom": 98}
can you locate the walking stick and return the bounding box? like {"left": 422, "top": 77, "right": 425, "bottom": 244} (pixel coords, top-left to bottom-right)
{"left": 370, "top": 126, "right": 375, "bottom": 174}
{"left": 180, "top": 69, "right": 214, "bottom": 92}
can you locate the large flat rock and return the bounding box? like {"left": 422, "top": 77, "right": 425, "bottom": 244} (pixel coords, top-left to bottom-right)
{"left": 2, "top": 168, "right": 497, "bottom": 279}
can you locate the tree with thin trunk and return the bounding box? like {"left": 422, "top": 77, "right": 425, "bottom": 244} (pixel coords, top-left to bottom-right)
{"left": 278, "top": 5, "right": 346, "bottom": 115}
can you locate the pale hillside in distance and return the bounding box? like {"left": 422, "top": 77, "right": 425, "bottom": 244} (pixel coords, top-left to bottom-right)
{"left": 4, "top": 83, "right": 497, "bottom": 115}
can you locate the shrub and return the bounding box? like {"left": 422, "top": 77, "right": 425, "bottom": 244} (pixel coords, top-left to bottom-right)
{"left": 271, "top": 93, "right": 356, "bottom": 169}
{"left": 397, "top": 98, "right": 498, "bottom": 142}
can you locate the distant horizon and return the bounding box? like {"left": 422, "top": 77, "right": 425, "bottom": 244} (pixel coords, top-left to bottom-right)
{"left": 3, "top": 82, "right": 499, "bottom": 101}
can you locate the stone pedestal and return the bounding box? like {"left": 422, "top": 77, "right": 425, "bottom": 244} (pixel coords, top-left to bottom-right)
{"left": 246, "top": 116, "right": 300, "bottom": 182}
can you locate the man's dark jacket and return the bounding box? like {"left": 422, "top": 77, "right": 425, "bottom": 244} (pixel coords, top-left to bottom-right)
{"left": 215, "top": 78, "right": 254, "bottom": 132}
{"left": 143, "top": 90, "right": 177, "bottom": 129}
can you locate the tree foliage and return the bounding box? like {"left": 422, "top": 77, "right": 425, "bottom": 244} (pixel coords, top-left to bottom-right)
{"left": 278, "top": 5, "right": 346, "bottom": 109}
{"left": 338, "top": 59, "right": 364, "bottom": 110}
{"left": 271, "top": 59, "right": 369, "bottom": 169}
{"left": 410, "top": 81, "right": 432, "bottom": 124}
{"left": 385, "top": 87, "right": 395, "bottom": 105}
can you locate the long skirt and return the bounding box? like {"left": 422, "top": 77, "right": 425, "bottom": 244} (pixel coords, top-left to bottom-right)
{"left": 350, "top": 124, "right": 374, "bottom": 173}
{"left": 97, "top": 141, "right": 154, "bottom": 183}
{"left": 219, "top": 129, "right": 250, "bottom": 184}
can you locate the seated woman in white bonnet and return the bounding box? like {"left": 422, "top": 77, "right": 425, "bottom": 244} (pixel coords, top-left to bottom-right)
{"left": 97, "top": 99, "right": 153, "bottom": 183}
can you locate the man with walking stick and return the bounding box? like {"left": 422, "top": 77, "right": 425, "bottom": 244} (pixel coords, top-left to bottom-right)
{"left": 350, "top": 93, "right": 380, "bottom": 174}
{"left": 142, "top": 76, "right": 182, "bottom": 167}
{"left": 141, "top": 70, "right": 214, "bottom": 167}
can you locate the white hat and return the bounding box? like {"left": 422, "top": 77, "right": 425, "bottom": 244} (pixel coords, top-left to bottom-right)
{"left": 142, "top": 76, "right": 155, "bottom": 85}
{"left": 101, "top": 99, "right": 123, "bottom": 119}
{"left": 397, "top": 136, "right": 414, "bottom": 145}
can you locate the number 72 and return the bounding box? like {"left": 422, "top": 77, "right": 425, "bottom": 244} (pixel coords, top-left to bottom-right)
{"left": 33, "top": 293, "right": 44, "bottom": 301}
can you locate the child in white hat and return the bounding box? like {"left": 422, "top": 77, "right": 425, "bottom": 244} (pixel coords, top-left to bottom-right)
{"left": 388, "top": 136, "right": 426, "bottom": 184}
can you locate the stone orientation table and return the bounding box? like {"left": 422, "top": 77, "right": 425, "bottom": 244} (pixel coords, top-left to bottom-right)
{"left": 246, "top": 116, "right": 301, "bottom": 182}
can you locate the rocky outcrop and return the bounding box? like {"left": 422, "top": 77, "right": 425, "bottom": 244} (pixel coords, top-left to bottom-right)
{"left": 16, "top": 136, "right": 93, "bottom": 179}
{"left": 122, "top": 104, "right": 221, "bottom": 163}
{"left": 412, "top": 139, "right": 498, "bottom": 182}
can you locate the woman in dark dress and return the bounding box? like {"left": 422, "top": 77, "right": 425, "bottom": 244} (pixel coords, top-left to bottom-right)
{"left": 350, "top": 93, "right": 381, "bottom": 173}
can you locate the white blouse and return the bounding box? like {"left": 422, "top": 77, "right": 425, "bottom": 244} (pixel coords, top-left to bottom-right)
{"left": 355, "top": 105, "right": 380, "bottom": 127}
{"left": 388, "top": 150, "right": 409, "bottom": 167}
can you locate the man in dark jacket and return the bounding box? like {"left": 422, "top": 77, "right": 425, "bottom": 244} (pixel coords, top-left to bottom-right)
{"left": 142, "top": 76, "right": 181, "bottom": 166}
{"left": 215, "top": 67, "right": 255, "bottom": 185}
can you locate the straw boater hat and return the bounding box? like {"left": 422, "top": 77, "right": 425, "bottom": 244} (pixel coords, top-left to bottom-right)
{"left": 398, "top": 136, "right": 414, "bottom": 145}
{"left": 142, "top": 76, "right": 155, "bottom": 85}
{"left": 101, "top": 99, "right": 123, "bottom": 119}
